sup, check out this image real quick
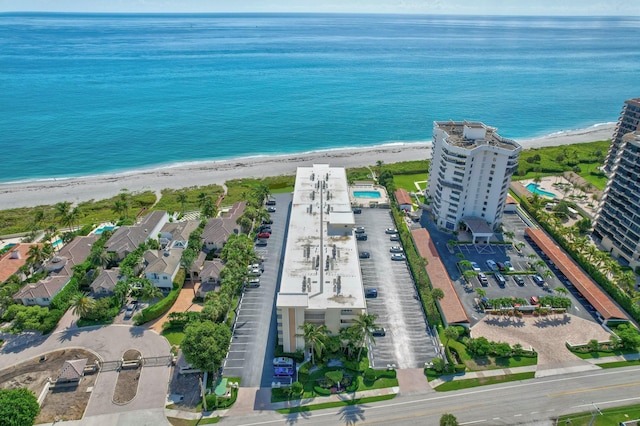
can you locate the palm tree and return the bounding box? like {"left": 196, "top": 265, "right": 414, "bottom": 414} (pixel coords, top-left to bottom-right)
{"left": 554, "top": 287, "right": 569, "bottom": 296}
{"left": 443, "top": 326, "right": 459, "bottom": 348}
{"left": 55, "top": 201, "right": 71, "bottom": 227}
{"left": 138, "top": 280, "right": 163, "bottom": 303}
{"left": 69, "top": 292, "right": 96, "bottom": 318}
{"left": 475, "top": 288, "right": 486, "bottom": 298}
{"left": 89, "top": 249, "right": 110, "bottom": 269}
{"left": 352, "top": 313, "right": 379, "bottom": 360}
{"left": 197, "top": 192, "right": 208, "bottom": 208}
{"left": 113, "top": 280, "right": 130, "bottom": 306}
{"left": 201, "top": 197, "right": 217, "bottom": 219}
{"left": 440, "top": 413, "right": 459, "bottom": 426}
{"left": 176, "top": 191, "right": 188, "bottom": 214}
{"left": 432, "top": 288, "right": 445, "bottom": 303}
{"left": 27, "top": 244, "right": 46, "bottom": 272}
{"left": 113, "top": 199, "right": 127, "bottom": 219}
{"left": 119, "top": 190, "right": 130, "bottom": 219}
{"left": 297, "top": 323, "right": 328, "bottom": 365}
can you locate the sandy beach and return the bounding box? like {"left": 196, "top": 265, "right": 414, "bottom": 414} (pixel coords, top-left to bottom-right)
{"left": 0, "top": 123, "right": 615, "bottom": 209}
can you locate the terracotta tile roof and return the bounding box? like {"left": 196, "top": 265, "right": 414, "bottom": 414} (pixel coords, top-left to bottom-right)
{"left": 505, "top": 195, "right": 517, "bottom": 205}
{"left": 525, "top": 228, "right": 629, "bottom": 322}
{"left": 394, "top": 188, "right": 413, "bottom": 206}
{"left": 411, "top": 228, "right": 470, "bottom": 325}
{"left": 0, "top": 244, "right": 38, "bottom": 283}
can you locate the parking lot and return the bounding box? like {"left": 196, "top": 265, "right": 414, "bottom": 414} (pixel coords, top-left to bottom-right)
{"left": 355, "top": 208, "right": 437, "bottom": 369}
{"left": 222, "top": 193, "right": 292, "bottom": 387}
{"left": 421, "top": 211, "right": 601, "bottom": 326}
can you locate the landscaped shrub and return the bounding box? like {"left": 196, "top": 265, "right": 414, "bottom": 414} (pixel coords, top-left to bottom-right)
{"left": 363, "top": 368, "right": 376, "bottom": 383}
{"left": 215, "top": 387, "right": 238, "bottom": 409}
{"left": 454, "top": 364, "right": 466, "bottom": 373}
{"left": 135, "top": 271, "right": 185, "bottom": 325}
{"left": 346, "top": 379, "right": 359, "bottom": 392}
{"left": 314, "top": 386, "right": 332, "bottom": 396}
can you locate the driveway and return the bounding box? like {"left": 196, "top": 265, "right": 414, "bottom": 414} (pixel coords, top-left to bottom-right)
{"left": 147, "top": 280, "right": 202, "bottom": 333}
{"left": 0, "top": 325, "right": 171, "bottom": 418}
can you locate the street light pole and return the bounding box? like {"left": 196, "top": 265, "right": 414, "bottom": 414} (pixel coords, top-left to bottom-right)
{"left": 588, "top": 402, "right": 603, "bottom": 426}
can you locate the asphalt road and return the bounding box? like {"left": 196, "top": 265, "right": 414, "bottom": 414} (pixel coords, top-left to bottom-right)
{"left": 218, "top": 365, "right": 640, "bottom": 426}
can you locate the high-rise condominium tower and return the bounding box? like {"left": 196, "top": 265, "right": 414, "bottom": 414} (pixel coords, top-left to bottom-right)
{"left": 604, "top": 97, "right": 640, "bottom": 174}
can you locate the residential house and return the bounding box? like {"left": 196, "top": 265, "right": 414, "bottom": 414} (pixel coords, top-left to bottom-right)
{"left": 143, "top": 249, "right": 182, "bottom": 291}
{"left": 13, "top": 235, "right": 99, "bottom": 307}
{"left": 202, "top": 202, "right": 246, "bottom": 252}
{"left": 196, "top": 259, "right": 224, "bottom": 297}
{"left": 105, "top": 210, "right": 168, "bottom": 261}
{"left": 394, "top": 188, "right": 413, "bottom": 212}
{"left": 89, "top": 268, "right": 123, "bottom": 297}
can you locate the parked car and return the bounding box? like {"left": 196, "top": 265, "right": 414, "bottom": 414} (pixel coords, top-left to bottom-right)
{"left": 389, "top": 234, "right": 400, "bottom": 241}
{"left": 124, "top": 303, "right": 136, "bottom": 319}
{"left": 359, "top": 251, "right": 371, "bottom": 259}
{"left": 496, "top": 261, "right": 505, "bottom": 271}
{"left": 352, "top": 208, "right": 362, "bottom": 214}
{"left": 354, "top": 226, "right": 366, "bottom": 234}
{"left": 389, "top": 246, "right": 403, "bottom": 253}
{"left": 274, "top": 366, "right": 294, "bottom": 377}
{"left": 257, "top": 232, "right": 271, "bottom": 239}
{"left": 478, "top": 272, "right": 488, "bottom": 286}
{"left": 385, "top": 228, "right": 398, "bottom": 234}
{"left": 513, "top": 275, "right": 525, "bottom": 286}
{"left": 250, "top": 263, "right": 264, "bottom": 272}
{"left": 247, "top": 278, "right": 260, "bottom": 288}
{"left": 532, "top": 274, "right": 545, "bottom": 286}
{"left": 255, "top": 239, "right": 268, "bottom": 247}
{"left": 486, "top": 259, "right": 498, "bottom": 271}
{"left": 529, "top": 295, "right": 540, "bottom": 305}
{"left": 471, "top": 261, "right": 481, "bottom": 272}
{"left": 365, "top": 288, "right": 378, "bottom": 298}
{"left": 356, "top": 234, "right": 368, "bottom": 241}
{"left": 503, "top": 260, "right": 515, "bottom": 271}
{"left": 248, "top": 268, "right": 262, "bottom": 276}
{"left": 267, "top": 207, "right": 277, "bottom": 213}
{"left": 258, "top": 226, "right": 272, "bottom": 234}
{"left": 262, "top": 219, "right": 273, "bottom": 225}
{"left": 371, "top": 327, "right": 386, "bottom": 337}
{"left": 391, "top": 253, "right": 406, "bottom": 261}
{"left": 265, "top": 199, "right": 276, "bottom": 206}
{"left": 495, "top": 272, "right": 507, "bottom": 286}
{"left": 273, "top": 357, "right": 294, "bottom": 367}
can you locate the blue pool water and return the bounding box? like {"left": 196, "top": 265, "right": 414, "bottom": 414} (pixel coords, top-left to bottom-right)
{"left": 354, "top": 191, "right": 382, "bottom": 198}
{"left": 52, "top": 238, "right": 63, "bottom": 247}
{"left": 525, "top": 183, "right": 556, "bottom": 198}
{"left": 94, "top": 225, "right": 115, "bottom": 234}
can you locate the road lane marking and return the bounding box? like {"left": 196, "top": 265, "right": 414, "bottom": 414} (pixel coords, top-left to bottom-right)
{"left": 548, "top": 380, "right": 640, "bottom": 397}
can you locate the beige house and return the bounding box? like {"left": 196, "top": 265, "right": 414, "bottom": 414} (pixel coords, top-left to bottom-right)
{"left": 14, "top": 235, "right": 99, "bottom": 307}
{"left": 90, "top": 268, "right": 123, "bottom": 297}
{"left": 202, "top": 202, "right": 246, "bottom": 252}
{"left": 105, "top": 210, "right": 168, "bottom": 261}
{"left": 196, "top": 259, "right": 224, "bottom": 297}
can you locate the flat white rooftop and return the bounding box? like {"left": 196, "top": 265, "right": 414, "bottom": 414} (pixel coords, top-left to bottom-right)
{"left": 276, "top": 164, "right": 366, "bottom": 311}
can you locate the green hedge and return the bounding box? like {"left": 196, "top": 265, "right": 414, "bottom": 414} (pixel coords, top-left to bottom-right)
{"left": 314, "top": 386, "right": 332, "bottom": 396}
{"left": 134, "top": 270, "right": 185, "bottom": 325}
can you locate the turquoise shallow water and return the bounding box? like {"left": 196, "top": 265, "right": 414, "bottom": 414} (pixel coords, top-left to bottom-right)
{"left": 1, "top": 13, "right": 639, "bottom": 183}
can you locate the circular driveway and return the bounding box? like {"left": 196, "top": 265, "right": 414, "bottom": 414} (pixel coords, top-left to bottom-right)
{"left": 0, "top": 325, "right": 171, "bottom": 417}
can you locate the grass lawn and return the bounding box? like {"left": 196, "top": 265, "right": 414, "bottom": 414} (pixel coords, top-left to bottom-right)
{"left": 392, "top": 173, "right": 427, "bottom": 192}
{"left": 167, "top": 417, "right": 220, "bottom": 425}
{"left": 434, "top": 372, "right": 535, "bottom": 392}
{"left": 571, "top": 348, "right": 634, "bottom": 360}
{"left": 275, "top": 394, "right": 396, "bottom": 414}
{"left": 357, "top": 375, "right": 399, "bottom": 391}
{"left": 597, "top": 359, "right": 640, "bottom": 369}
{"left": 270, "top": 186, "right": 294, "bottom": 194}
{"left": 162, "top": 327, "right": 186, "bottom": 346}
{"left": 446, "top": 335, "right": 537, "bottom": 371}
{"left": 556, "top": 402, "right": 640, "bottom": 425}
{"left": 76, "top": 318, "right": 114, "bottom": 328}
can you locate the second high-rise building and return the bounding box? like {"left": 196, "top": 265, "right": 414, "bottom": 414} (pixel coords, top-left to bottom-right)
{"left": 427, "top": 121, "right": 521, "bottom": 236}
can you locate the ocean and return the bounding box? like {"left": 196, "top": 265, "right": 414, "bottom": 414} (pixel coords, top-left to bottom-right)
{"left": 1, "top": 13, "right": 639, "bottom": 183}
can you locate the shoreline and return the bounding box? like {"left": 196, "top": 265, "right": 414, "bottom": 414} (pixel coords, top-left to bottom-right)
{"left": 0, "top": 123, "right": 615, "bottom": 209}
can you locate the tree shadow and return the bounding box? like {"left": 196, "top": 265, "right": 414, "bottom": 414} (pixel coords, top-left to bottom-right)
{"left": 129, "top": 326, "right": 145, "bottom": 338}
{"left": 283, "top": 405, "right": 312, "bottom": 425}
{"left": 337, "top": 395, "right": 366, "bottom": 425}
{"left": 0, "top": 331, "right": 47, "bottom": 353}
{"left": 57, "top": 327, "right": 82, "bottom": 342}
{"left": 533, "top": 315, "right": 571, "bottom": 328}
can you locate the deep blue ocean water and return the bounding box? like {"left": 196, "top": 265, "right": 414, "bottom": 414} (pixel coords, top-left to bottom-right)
{"left": 1, "top": 13, "right": 639, "bottom": 183}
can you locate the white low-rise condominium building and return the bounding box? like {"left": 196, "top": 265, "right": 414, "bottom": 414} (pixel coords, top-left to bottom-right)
{"left": 276, "top": 164, "right": 366, "bottom": 353}
{"left": 427, "top": 121, "right": 521, "bottom": 233}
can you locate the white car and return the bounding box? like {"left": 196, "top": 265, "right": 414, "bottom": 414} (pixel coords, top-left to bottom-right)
{"left": 385, "top": 228, "right": 398, "bottom": 234}
{"left": 389, "top": 246, "right": 403, "bottom": 253}
{"left": 247, "top": 278, "right": 260, "bottom": 288}
{"left": 503, "top": 260, "right": 515, "bottom": 271}
{"left": 470, "top": 262, "right": 481, "bottom": 272}
{"left": 391, "top": 253, "right": 406, "bottom": 261}
{"left": 248, "top": 268, "right": 262, "bottom": 276}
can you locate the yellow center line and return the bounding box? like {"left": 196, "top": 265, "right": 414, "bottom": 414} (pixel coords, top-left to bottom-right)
{"left": 548, "top": 381, "right": 640, "bottom": 397}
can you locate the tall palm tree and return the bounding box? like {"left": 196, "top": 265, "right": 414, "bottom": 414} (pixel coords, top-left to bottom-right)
{"left": 297, "top": 323, "right": 328, "bottom": 365}
{"left": 119, "top": 190, "right": 130, "bottom": 219}
{"left": 89, "top": 249, "right": 110, "bottom": 269}
{"left": 432, "top": 288, "right": 445, "bottom": 303}
{"left": 352, "top": 313, "right": 379, "bottom": 360}
{"left": 139, "top": 280, "right": 163, "bottom": 303}
{"left": 176, "top": 191, "right": 188, "bottom": 214}
{"left": 201, "top": 197, "right": 217, "bottom": 219}
{"left": 55, "top": 201, "right": 71, "bottom": 227}
{"left": 27, "top": 244, "right": 46, "bottom": 272}
{"left": 69, "top": 292, "right": 96, "bottom": 318}
{"left": 113, "top": 199, "right": 127, "bottom": 220}
{"left": 443, "top": 326, "right": 459, "bottom": 349}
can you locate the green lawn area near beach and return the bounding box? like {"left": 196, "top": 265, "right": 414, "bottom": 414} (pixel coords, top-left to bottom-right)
{"left": 154, "top": 184, "right": 224, "bottom": 213}
{"left": 392, "top": 173, "right": 427, "bottom": 192}
{"left": 556, "top": 403, "right": 640, "bottom": 425}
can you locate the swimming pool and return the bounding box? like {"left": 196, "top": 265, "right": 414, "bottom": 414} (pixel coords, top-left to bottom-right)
{"left": 94, "top": 225, "right": 115, "bottom": 234}
{"left": 353, "top": 191, "right": 382, "bottom": 198}
{"left": 525, "top": 183, "right": 556, "bottom": 198}
{"left": 52, "top": 239, "right": 63, "bottom": 247}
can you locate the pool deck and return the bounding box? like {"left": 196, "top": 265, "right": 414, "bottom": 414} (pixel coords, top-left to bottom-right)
{"left": 521, "top": 177, "right": 598, "bottom": 218}
{"left": 349, "top": 182, "right": 390, "bottom": 207}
